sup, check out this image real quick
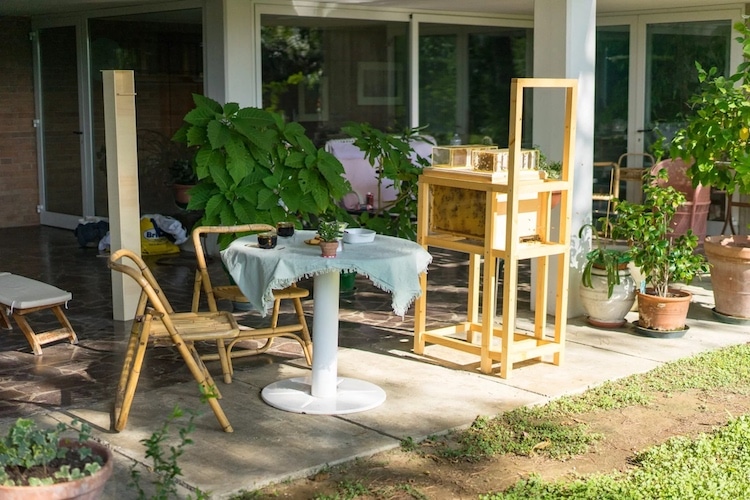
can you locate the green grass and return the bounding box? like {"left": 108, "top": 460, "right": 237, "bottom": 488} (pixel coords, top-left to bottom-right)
{"left": 435, "top": 343, "right": 750, "bottom": 463}
{"left": 483, "top": 414, "right": 750, "bottom": 499}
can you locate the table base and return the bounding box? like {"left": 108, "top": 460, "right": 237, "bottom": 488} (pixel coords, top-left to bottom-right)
{"left": 261, "top": 377, "right": 386, "bottom": 414}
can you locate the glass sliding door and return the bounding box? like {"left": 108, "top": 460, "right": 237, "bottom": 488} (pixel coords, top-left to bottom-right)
{"left": 34, "top": 9, "right": 203, "bottom": 229}
{"left": 644, "top": 20, "right": 730, "bottom": 152}
{"left": 419, "top": 25, "right": 530, "bottom": 146}
{"left": 38, "top": 26, "right": 84, "bottom": 223}
{"left": 89, "top": 9, "right": 203, "bottom": 216}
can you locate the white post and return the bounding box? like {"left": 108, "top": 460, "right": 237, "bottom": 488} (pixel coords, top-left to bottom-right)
{"left": 102, "top": 70, "right": 141, "bottom": 321}
{"left": 532, "top": 0, "right": 596, "bottom": 318}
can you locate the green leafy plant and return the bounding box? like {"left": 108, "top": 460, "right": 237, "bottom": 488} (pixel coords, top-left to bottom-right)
{"left": 669, "top": 21, "right": 750, "bottom": 196}
{"left": 129, "top": 406, "right": 208, "bottom": 500}
{"left": 317, "top": 219, "right": 343, "bottom": 242}
{"left": 174, "top": 94, "right": 351, "bottom": 248}
{"left": 537, "top": 148, "right": 562, "bottom": 180}
{"left": 341, "top": 123, "right": 433, "bottom": 240}
{"left": 579, "top": 223, "right": 631, "bottom": 298}
{"left": 169, "top": 158, "right": 198, "bottom": 185}
{"left": 0, "top": 418, "right": 103, "bottom": 486}
{"left": 610, "top": 168, "right": 709, "bottom": 298}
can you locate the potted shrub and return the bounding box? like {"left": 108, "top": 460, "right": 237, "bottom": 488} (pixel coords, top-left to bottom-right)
{"left": 669, "top": 21, "right": 750, "bottom": 322}
{"left": 169, "top": 157, "right": 198, "bottom": 207}
{"left": 610, "top": 168, "right": 709, "bottom": 333}
{"left": 578, "top": 223, "right": 635, "bottom": 328}
{"left": 317, "top": 219, "right": 343, "bottom": 258}
{"left": 173, "top": 94, "right": 351, "bottom": 249}
{"left": 0, "top": 418, "right": 113, "bottom": 499}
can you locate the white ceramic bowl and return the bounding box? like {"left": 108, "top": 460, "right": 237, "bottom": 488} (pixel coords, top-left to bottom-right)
{"left": 343, "top": 228, "right": 376, "bottom": 244}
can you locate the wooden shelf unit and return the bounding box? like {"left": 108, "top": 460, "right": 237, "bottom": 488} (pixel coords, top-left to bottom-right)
{"left": 413, "top": 78, "right": 577, "bottom": 378}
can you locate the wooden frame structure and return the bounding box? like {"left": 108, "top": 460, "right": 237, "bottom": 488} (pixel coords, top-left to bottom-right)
{"left": 413, "top": 78, "right": 577, "bottom": 378}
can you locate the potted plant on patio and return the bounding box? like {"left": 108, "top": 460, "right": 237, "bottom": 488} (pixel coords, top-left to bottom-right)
{"left": 0, "top": 418, "right": 113, "bottom": 498}
{"left": 610, "top": 168, "right": 709, "bottom": 334}
{"left": 174, "top": 94, "right": 351, "bottom": 249}
{"left": 669, "top": 21, "right": 750, "bottom": 322}
{"left": 578, "top": 223, "right": 635, "bottom": 328}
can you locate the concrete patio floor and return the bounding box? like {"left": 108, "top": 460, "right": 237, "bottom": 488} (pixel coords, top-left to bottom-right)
{"left": 0, "top": 225, "right": 747, "bottom": 498}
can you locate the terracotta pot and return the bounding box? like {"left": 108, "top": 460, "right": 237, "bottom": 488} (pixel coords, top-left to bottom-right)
{"left": 0, "top": 439, "right": 114, "bottom": 500}
{"left": 704, "top": 235, "right": 750, "bottom": 320}
{"left": 172, "top": 183, "right": 193, "bottom": 206}
{"left": 636, "top": 288, "right": 692, "bottom": 331}
{"left": 319, "top": 241, "right": 339, "bottom": 258}
{"left": 579, "top": 266, "right": 636, "bottom": 328}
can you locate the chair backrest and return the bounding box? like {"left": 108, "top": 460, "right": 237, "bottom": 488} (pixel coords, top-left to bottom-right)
{"left": 191, "top": 224, "right": 274, "bottom": 312}
{"left": 108, "top": 248, "right": 176, "bottom": 327}
{"left": 650, "top": 157, "right": 710, "bottom": 203}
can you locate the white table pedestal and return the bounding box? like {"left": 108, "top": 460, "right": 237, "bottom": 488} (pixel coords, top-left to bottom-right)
{"left": 261, "top": 270, "right": 386, "bottom": 414}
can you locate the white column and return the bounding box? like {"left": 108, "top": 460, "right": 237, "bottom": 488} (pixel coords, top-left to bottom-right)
{"left": 102, "top": 70, "right": 141, "bottom": 321}
{"left": 532, "top": 0, "right": 596, "bottom": 318}
{"left": 203, "top": 0, "right": 257, "bottom": 106}
{"left": 311, "top": 271, "right": 340, "bottom": 398}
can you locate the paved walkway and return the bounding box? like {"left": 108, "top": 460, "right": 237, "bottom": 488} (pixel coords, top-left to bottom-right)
{"left": 0, "top": 226, "right": 746, "bottom": 498}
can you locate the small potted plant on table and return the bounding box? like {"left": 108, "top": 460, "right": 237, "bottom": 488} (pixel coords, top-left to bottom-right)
{"left": 610, "top": 168, "right": 709, "bottom": 335}
{"left": 0, "top": 418, "right": 113, "bottom": 498}
{"left": 317, "top": 220, "right": 343, "bottom": 258}
{"left": 578, "top": 223, "right": 635, "bottom": 328}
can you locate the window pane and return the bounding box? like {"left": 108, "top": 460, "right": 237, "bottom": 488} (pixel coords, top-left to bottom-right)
{"left": 261, "top": 15, "right": 409, "bottom": 146}
{"left": 420, "top": 25, "right": 530, "bottom": 146}
{"left": 646, "top": 20, "right": 730, "bottom": 145}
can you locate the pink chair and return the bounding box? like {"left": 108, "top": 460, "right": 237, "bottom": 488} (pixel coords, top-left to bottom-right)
{"left": 650, "top": 158, "right": 711, "bottom": 243}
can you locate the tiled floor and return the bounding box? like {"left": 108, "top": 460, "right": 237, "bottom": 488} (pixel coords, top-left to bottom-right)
{"left": 0, "top": 224, "right": 527, "bottom": 420}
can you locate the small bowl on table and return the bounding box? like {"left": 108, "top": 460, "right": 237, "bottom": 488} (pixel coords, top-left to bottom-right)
{"left": 257, "top": 231, "right": 278, "bottom": 249}
{"left": 343, "top": 228, "right": 376, "bottom": 244}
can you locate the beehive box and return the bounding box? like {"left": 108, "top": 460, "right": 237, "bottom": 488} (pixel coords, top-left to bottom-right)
{"left": 429, "top": 185, "right": 540, "bottom": 250}
{"left": 471, "top": 148, "right": 540, "bottom": 173}
{"left": 432, "top": 145, "right": 497, "bottom": 168}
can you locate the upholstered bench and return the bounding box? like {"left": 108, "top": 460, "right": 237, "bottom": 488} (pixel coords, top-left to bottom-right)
{"left": 0, "top": 272, "right": 78, "bottom": 355}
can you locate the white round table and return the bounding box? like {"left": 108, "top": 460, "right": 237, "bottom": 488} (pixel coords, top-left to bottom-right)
{"left": 222, "top": 230, "right": 431, "bottom": 414}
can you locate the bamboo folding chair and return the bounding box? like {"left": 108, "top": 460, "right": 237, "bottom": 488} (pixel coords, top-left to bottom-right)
{"left": 109, "top": 249, "right": 240, "bottom": 433}
{"left": 191, "top": 224, "right": 312, "bottom": 383}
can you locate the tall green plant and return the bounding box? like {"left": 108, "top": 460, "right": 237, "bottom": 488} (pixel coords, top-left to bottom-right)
{"left": 610, "top": 169, "right": 709, "bottom": 298}
{"left": 670, "top": 21, "right": 750, "bottom": 195}
{"left": 174, "top": 94, "right": 351, "bottom": 247}
{"left": 341, "top": 123, "right": 432, "bottom": 240}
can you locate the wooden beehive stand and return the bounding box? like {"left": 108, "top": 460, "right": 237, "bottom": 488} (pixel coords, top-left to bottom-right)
{"left": 413, "top": 78, "right": 577, "bottom": 378}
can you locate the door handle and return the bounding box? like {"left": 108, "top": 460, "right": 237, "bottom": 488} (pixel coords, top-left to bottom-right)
{"left": 636, "top": 128, "right": 653, "bottom": 133}
{"left": 73, "top": 131, "right": 83, "bottom": 135}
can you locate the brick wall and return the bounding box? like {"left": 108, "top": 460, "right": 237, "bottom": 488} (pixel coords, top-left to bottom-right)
{"left": 0, "top": 17, "right": 39, "bottom": 228}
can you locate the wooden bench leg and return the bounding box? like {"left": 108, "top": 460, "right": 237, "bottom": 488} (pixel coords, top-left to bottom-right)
{"left": 10, "top": 304, "right": 78, "bottom": 356}
{"left": 0, "top": 307, "right": 11, "bottom": 330}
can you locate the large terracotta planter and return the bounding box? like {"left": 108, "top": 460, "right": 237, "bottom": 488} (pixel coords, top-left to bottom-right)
{"left": 579, "top": 266, "right": 636, "bottom": 327}
{"left": 0, "top": 440, "right": 114, "bottom": 500}
{"left": 704, "top": 235, "right": 750, "bottom": 321}
{"left": 636, "top": 288, "right": 692, "bottom": 331}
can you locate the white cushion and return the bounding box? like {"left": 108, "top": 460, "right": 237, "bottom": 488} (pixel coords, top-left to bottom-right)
{"left": 0, "top": 273, "right": 72, "bottom": 310}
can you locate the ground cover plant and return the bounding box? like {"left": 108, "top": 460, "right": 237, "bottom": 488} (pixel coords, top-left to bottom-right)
{"left": 240, "top": 342, "right": 750, "bottom": 499}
